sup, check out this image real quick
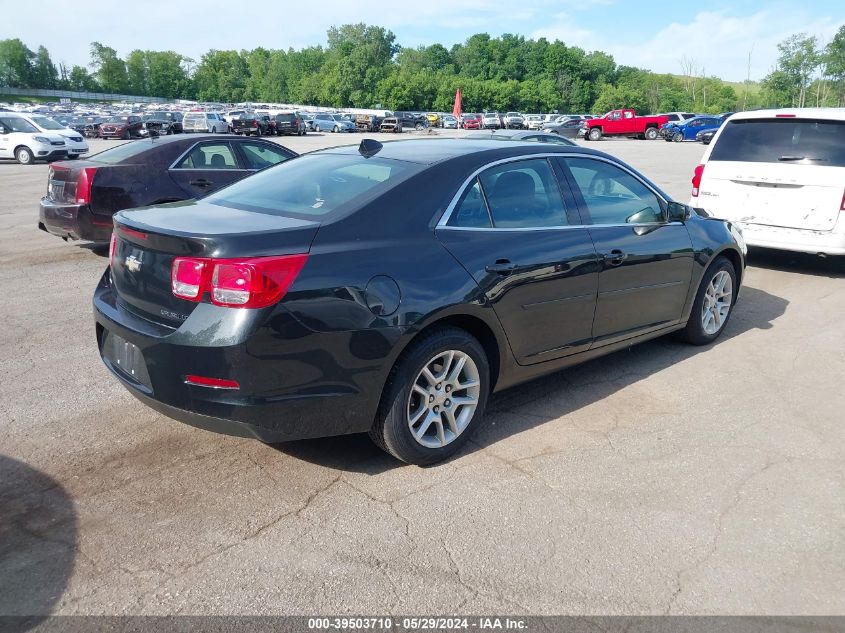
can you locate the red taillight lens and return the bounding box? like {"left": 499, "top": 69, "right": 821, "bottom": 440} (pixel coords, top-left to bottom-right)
{"left": 184, "top": 375, "right": 240, "bottom": 389}
{"left": 109, "top": 233, "right": 117, "bottom": 267}
{"left": 171, "top": 257, "right": 209, "bottom": 300}
{"left": 76, "top": 166, "right": 97, "bottom": 204}
{"left": 776, "top": 113, "right": 796, "bottom": 118}
{"left": 691, "top": 164, "right": 705, "bottom": 197}
{"left": 171, "top": 254, "right": 307, "bottom": 308}
{"left": 840, "top": 189, "right": 845, "bottom": 212}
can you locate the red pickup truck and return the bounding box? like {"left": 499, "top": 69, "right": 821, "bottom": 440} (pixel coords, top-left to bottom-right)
{"left": 581, "top": 109, "right": 668, "bottom": 141}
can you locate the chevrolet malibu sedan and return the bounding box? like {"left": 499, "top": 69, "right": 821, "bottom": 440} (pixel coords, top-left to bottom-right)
{"left": 95, "top": 139, "right": 746, "bottom": 465}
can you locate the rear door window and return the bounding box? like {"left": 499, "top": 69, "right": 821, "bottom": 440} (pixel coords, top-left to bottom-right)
{"left": 710, "top": 118, "right": 845, "bottom": 166}
{"left": 175, "top": 143, "right": 238, "bottom": 169}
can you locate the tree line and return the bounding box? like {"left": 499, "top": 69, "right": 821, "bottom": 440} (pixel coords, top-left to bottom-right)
{"left": 1, "top": 24, "right": 844, "bottom": 113}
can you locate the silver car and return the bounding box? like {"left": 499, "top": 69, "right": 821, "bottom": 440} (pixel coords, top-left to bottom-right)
{"left": 311, "top": 113, "right": 356, "bottom": 133}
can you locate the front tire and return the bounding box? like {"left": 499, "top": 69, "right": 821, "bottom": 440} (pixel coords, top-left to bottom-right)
{"left": 370, "top": 327, "right": 489, "bottom": 465}
{"left": 673, "top": 131, "right": 684, "bottom": 143}
{"left": 681, "top": 256, "right": 737, "bottom": 345}
{"left": 15, "top": 146, "right": 34, "bottom": 165}
{"left": 333, "top": 125, "right": 340, "bottom": 133}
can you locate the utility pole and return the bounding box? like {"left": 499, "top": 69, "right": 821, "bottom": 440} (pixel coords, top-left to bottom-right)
{"left": 743, "top": 43, "right": 754, "bottom": 111}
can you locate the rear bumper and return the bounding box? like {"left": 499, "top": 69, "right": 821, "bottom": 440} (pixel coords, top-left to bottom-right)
{"left": 93, "top": 271, "right": 399, "bottom": 443}
{"left": 733, "top": 222, "right": 845, "bottom": 256}
{"left": 39, "top": 197, "right": 112, "bottom": 241}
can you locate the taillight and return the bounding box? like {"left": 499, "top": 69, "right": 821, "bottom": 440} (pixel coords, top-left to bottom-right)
{"left": 171, "top": 254, "right": 307, "bottom": 308}
{"left": 109, "top": 233, "right": 117, "bottom": 267}
{"left": 76, "top": 166, "right": 97, "bottom": 204}
{"left": 840, "top": 189, "right": 845, "bottom": 212}
{"left": 691, "top": 164, "right": 705, "bottom": 197}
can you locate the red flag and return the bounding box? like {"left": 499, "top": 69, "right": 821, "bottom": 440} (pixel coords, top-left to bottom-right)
{"left": 452, "top": 88, "right": 462, "bottom": 120}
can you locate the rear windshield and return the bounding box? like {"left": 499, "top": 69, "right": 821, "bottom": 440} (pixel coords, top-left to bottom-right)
{"left": 87, "top": 141, "right": 153, "bottom": 164}
{"left": 205, "top": 154, "right": 421, "bottom": 219}
{"left": 710, "top": 118, "right": 845, "bottom": 166}
{"left": 276, "top": 114, "right": 297, "bottom": 122}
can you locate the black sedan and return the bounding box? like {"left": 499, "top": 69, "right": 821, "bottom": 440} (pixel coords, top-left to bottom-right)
{"left": 697, "top": 129, "right": 717, "bottom": 144}
{"left": 39, "top": 134, "right": 296, "bottom": 242}
{"left": 94, "top": 139, "right": 746, "bottom": 465}
{"left": 542, "top": 118, "right": 586, "bottom": 139}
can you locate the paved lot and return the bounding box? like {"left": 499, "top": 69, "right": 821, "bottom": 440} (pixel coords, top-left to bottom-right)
{"left": 1, "top": 131, "right": 843, "bottom": 616}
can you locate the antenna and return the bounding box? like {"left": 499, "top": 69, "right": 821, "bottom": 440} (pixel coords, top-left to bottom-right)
{"left": 358, "top": 138, "right": 383, "bottom": 158}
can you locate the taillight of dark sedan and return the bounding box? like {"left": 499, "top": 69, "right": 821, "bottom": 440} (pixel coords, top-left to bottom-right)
{"left": 94, "top": 139, "right": 745, "bottom": 465}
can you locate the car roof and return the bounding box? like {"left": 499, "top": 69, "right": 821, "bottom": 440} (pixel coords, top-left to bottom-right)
{"left": 726, "top": 107, "right": 845, "bottom": 122}
{"left": 321, "top": 138, "right": 601, "bottom": 165}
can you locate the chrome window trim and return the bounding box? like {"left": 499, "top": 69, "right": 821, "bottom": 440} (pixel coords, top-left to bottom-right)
{"left": 436, "top": 152, "right": 670, "bottom": 230}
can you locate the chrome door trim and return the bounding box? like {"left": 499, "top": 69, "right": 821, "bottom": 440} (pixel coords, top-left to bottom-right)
{"left": 436, "top": 152, "right": 671, "bottom": 230}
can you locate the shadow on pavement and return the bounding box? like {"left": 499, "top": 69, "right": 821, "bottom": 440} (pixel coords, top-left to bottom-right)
{"left": 273, "top": 285, "right": 788, "bottom": 471}
{"left": 748, "top": 247, "right": 845, "bottom": 278}
{"left": 0, "top": 455, "right": 77, "bottom": 625}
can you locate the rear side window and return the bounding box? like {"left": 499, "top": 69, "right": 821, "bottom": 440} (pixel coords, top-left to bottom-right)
{"left": 205, "top": 154, "right": 420, "bottom": 218}
{"left": 710, "top": 118, "right": 845, "bottom": 166}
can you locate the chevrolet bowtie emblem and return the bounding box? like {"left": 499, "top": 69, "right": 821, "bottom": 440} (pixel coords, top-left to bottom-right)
{"left": 125, "top": 254, "right": 142, "bottom": 272}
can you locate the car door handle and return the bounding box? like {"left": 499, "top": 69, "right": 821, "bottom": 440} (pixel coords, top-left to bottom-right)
{"left": 485, "top": 260, "right": 519, "bottom": 275}
{"left": 189, "top": 179, "right": 213, "bottom": 187}
{"left": 603, "top": 250, "right": 627, "bottom": 265}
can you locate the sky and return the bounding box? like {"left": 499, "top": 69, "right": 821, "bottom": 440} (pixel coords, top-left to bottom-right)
{"left": 4, "top": 0, "right": 844, "bottom": 82}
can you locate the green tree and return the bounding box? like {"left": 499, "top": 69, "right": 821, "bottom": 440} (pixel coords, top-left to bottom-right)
{"left": 126, "top": 50, "right": 148, "bottom": 95}
{"left": 825, "top": 24, "right": 845, "bottom": 106}
{"left": 69, "top": 65, "right": 100, "bottom": 91}
{"left": 89, "top": 42, "right": 128, "bottom": 93}
{"left": 776, "top": 33, "right": 820, "bottom": 107}
{"left": 31, "top": 45, "right": 58, "bottom": 88}
{"left": 0, "top": 38, "right": 35, "bottom": 87}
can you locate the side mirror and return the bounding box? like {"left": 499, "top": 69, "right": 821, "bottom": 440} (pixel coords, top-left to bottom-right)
{"left": 667, "top": 201, "right": 691, "bottom": 222}
{"left": 0, "top": 126, "right": 6, "bottom": 134}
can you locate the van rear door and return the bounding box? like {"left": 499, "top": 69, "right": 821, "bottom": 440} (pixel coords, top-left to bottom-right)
{"left": 699, "top": 117, "right": 845, "bottom": 231}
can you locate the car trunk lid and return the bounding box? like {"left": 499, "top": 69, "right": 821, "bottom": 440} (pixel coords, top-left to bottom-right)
{"left": 111, "top": 200, "right": 320, "bottom": 327}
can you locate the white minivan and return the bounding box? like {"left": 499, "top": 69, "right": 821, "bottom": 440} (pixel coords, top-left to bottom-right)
{"left": 0, "top": 113, "right": 68, "bottom": 164}
{"left": 23, "top": 113, "right": 89, "bottom": 158}
{"left": 691, "top": 108, "right": 845, "bottom": 256}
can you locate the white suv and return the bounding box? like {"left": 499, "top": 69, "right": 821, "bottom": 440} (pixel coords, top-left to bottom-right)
{"left": 183, "top": 111, "right": 228, "bottom": 134}
{"left": 0, "top": 113, "right": 68, "bottom": 164}
{"left": 23, "top": 113, "right": 89, "bottom": 158}
{"left": 691, "top": 108, "right": 845, "bottom": 256}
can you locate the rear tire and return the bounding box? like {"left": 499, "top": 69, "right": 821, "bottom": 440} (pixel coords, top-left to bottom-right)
{"left": 681, "top": 256, "right": 737, "bottom": 345}
{"left": 370, "top": 327, "right": 489, "bottom": 466}
{"left": 588, "top": 127, "right": 602, "bottom": 141}
{"left": 645, "top": 127, "right": 658, "bottom": 140}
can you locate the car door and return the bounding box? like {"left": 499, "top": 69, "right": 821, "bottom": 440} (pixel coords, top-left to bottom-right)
{"left": 167, "top": 140, "right": 250, "bottom": 198}
{"left": 0, "top": 119, "right": 12, "bottom": 158}
{"left": 436, "top": 156, "right": 600, "bottom": 365}
{"left": 557, "top": 156, "right": 694, "bottom": 346}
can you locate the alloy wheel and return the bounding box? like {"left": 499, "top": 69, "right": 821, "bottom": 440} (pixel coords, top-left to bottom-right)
{"left": 701, "top": 270, "right": 733, "bottom": 335}
{"left": 407, "top": 350, "right": 480, "bottom": 449}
